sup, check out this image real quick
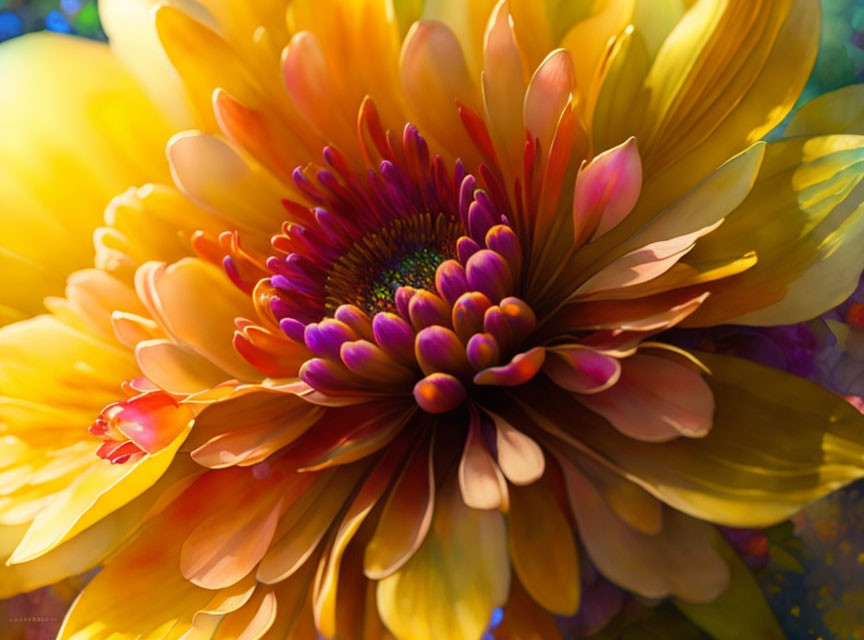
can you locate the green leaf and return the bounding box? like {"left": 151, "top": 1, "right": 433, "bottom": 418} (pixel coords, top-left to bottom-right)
{"left": 675, "top": 529, "right": 786, "bottom": 640}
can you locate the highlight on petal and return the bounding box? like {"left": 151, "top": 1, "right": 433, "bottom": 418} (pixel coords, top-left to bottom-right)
{"left": 508, "top": 478, "right": 580, "bottom": 615}
{"left": 8, "top": 419, "right": 192, "bottom": 564}
{"left": 0, "top": 33, "right": 174, "bottom": 324}
{"left": 573, "top": 137, "right": 642, "bottom": 246}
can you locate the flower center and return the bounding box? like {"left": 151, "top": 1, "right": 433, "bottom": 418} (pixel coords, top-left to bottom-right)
{"left": 325, "top": 213, "right": 461, "bottom": 315}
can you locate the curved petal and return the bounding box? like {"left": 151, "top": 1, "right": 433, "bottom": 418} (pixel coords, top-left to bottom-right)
{"left": 0, "top": 33, "right": 175, "bottom": 323}
{"left": 376, "top": 479, "right": 509, "bottom": 640}
{"left": 685, "top": 135, "right": 864, "bottom": 325}
{"left": 785, "top": 84, "right": 864, "bottom": 137}
{"left": 525, "top": 352, "right": 864, "bottom": 527}
{"left": 8, "top": 419, "right": 192, "bottom": 564}
{"left": 578, "top": 353, "right": 714, "bottom": 442}
{"left": 508, "top": 479, "right": 580, "bottom": 615}
{"left": 562, "top": 457, "right": 729, "bottom": 603}
{"left": 99, "top": 0, "right": 196, "bottom": 128}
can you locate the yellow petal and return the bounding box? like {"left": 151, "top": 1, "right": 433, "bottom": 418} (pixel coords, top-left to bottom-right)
{"left": 154, "top": 4, "right": 265, "bottom": 131}
{"left": 525, "top": 352, "right": 864, "bottom": 527}
{"left": 168, "top": 132, "right": 291, "bottom": 237}
{"left": 376, "top": 479, "right": 509, "bottom": 640}
{"left": 508, "top": 480, "right": 580, "bottom": 615}
{"left": 400, "top": 20, "right": 481, "bottom": 158}
{"left": 364, "top": 435, "right": 435, "bottom": 579}
{"left": 0, "top": 315, "right": 137, "bottom": 418}
{"left": 57, "top": 504, "right": 211, "bottom": 640}
{"left": 0, "top": 458, "right": 198, "bottom": 598}
{"left": 421, "top": 0, "right": 498, "bottom": 77}
{"left": 96, "top": 184, "right": 225, "bottom": 281}
{"left": 482, "top": 0, "right": 527, "bottom": 173}
{"left": 8, "top": 421, "right": 192, "bottom": 564}
{"left": 560, "top": 0, "right": 635, "bottom": 115}
{"left": 0, "top": 33, "right": 174, "bottom": 323}
{"left": 685, "top": 135, "right": 864, "bottom": 325}
{"left": 596, "top": 0, "right": 818, "bottom": 218}
{"left": 786, "top": 84, "right": 864, "bottom": 137}
{"left": 99, "top": 0, "right": 196, "bottom": 128}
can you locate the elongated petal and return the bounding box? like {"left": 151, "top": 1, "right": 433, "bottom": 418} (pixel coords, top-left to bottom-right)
{"left": 527, "top": 352, "right": 864, "bottom": 527}
{"left": 508, "top": 480, "right": 580, "bottom": 615}
{"left": 376, "top": 479, "right": 509, "bottom": 640}
{"left": 573, "top": 137, "right": 642, "bottom": 245}
{"left": 686, "top": 135, "right": 864, "bottom": 325}
{"left": 9, "top": 421, "right": 191, "bottom": 563}
{"left": 786, "top": 84, "right": 864, "bottom": 137}
{"left": 364, "top": 435, "right": 435, "bottom": 579}
{"left": 458, "top": 413, "right": 508, "bottom": 510}
{"left": 562, "top": 458, "right": 729, "bottom": 602}
{"left": 524, "top": 49, "right": 575, "bottom": 154}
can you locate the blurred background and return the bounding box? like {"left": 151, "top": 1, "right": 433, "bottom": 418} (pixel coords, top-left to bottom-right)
{"left": 1, "top": 0, "right": 864, "bottom": 638}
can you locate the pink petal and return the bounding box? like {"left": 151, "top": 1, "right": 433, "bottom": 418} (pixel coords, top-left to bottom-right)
{"left": 473, "top": 347, "right": 546, "bottom": 386}
{"left": 579, "top": 354, "right": 714, "bottom": 442}
{"left": 544, "top": 346, "right": 621, "bottom": 394}
{"left": 573, "top": 137, "right": 642, "bottom": 245}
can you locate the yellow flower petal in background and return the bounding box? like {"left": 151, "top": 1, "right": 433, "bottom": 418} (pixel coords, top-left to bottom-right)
{"left": 98, "top": 0, "right": 196, "bottom": 129}
{"left": 0, "top": 33, "right": 175, "bottom": 325}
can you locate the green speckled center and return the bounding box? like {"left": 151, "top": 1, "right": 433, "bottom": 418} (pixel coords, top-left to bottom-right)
{"left": 325, "top": 213, "right": 461, "bottom": 315}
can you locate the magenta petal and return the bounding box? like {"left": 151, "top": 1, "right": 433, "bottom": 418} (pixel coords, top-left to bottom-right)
{"left": 474, "top": 347, "right": 546, "bottom": 386}
{"left": 408, "top": 290, "right": 451, "bottom": 330}
{"left": 413, "top": 373, "right": 467, "bottom": 413}
{"left": 483, "top": 305, "right": 516, "bottom": 354}
{"left": 304, "top": 319, "right": 357, "bottom": 360}
{"left": 279, "top": 317, "right": 307, "bottom": 343}
{"left": 468, "top": 190, "right": 498, "bottom": 242}
{"left": 499, "top": 297, "right": 536, "bottom": 340}
{"left": 452, "top": 291, "right": 492, "bottom": 342}
{"left": 435, "top": 260, "right": 469, "bottom": 305}
{"left": 485, "top": 224, "right": 522, "bottom": 275}
{"left": 544, "top": 346, "right": 621, "bottom": 394}
{"left": 457, "top": 236, "right": 482, "bottom": 263}
{"left": 395, "top": 286, "right": 417, "bottom": 320}
{"left": 415, "top": 326, "right": 471, "bottom": 377}
{"left": 466, "top": 333, "right": 501, "bottom": 371}
{"left": 334, "top": 304, "right": 375, "bottom": 341}
{"left": 300, "top": 358, "right": 361, "bottom": 394}
{"left": 466, "top": 250, "right": 513, "bottom": 303}
{"left": 340, "top": 340, "right": 414, "bottom": 384}
{"left": 373, "top": 312, "right": 417, "bottom": 364}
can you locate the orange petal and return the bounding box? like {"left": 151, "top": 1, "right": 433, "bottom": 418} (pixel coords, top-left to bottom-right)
{"left": 508, "top": 479, "right": 580, "bottom": 615}
{"left": 364, "top": 433, "right": 435, "bottom": 579}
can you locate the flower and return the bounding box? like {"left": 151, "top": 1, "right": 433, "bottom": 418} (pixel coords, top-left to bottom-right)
{"left": 3, "top": 1, "right": 864, "bottom": 639}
